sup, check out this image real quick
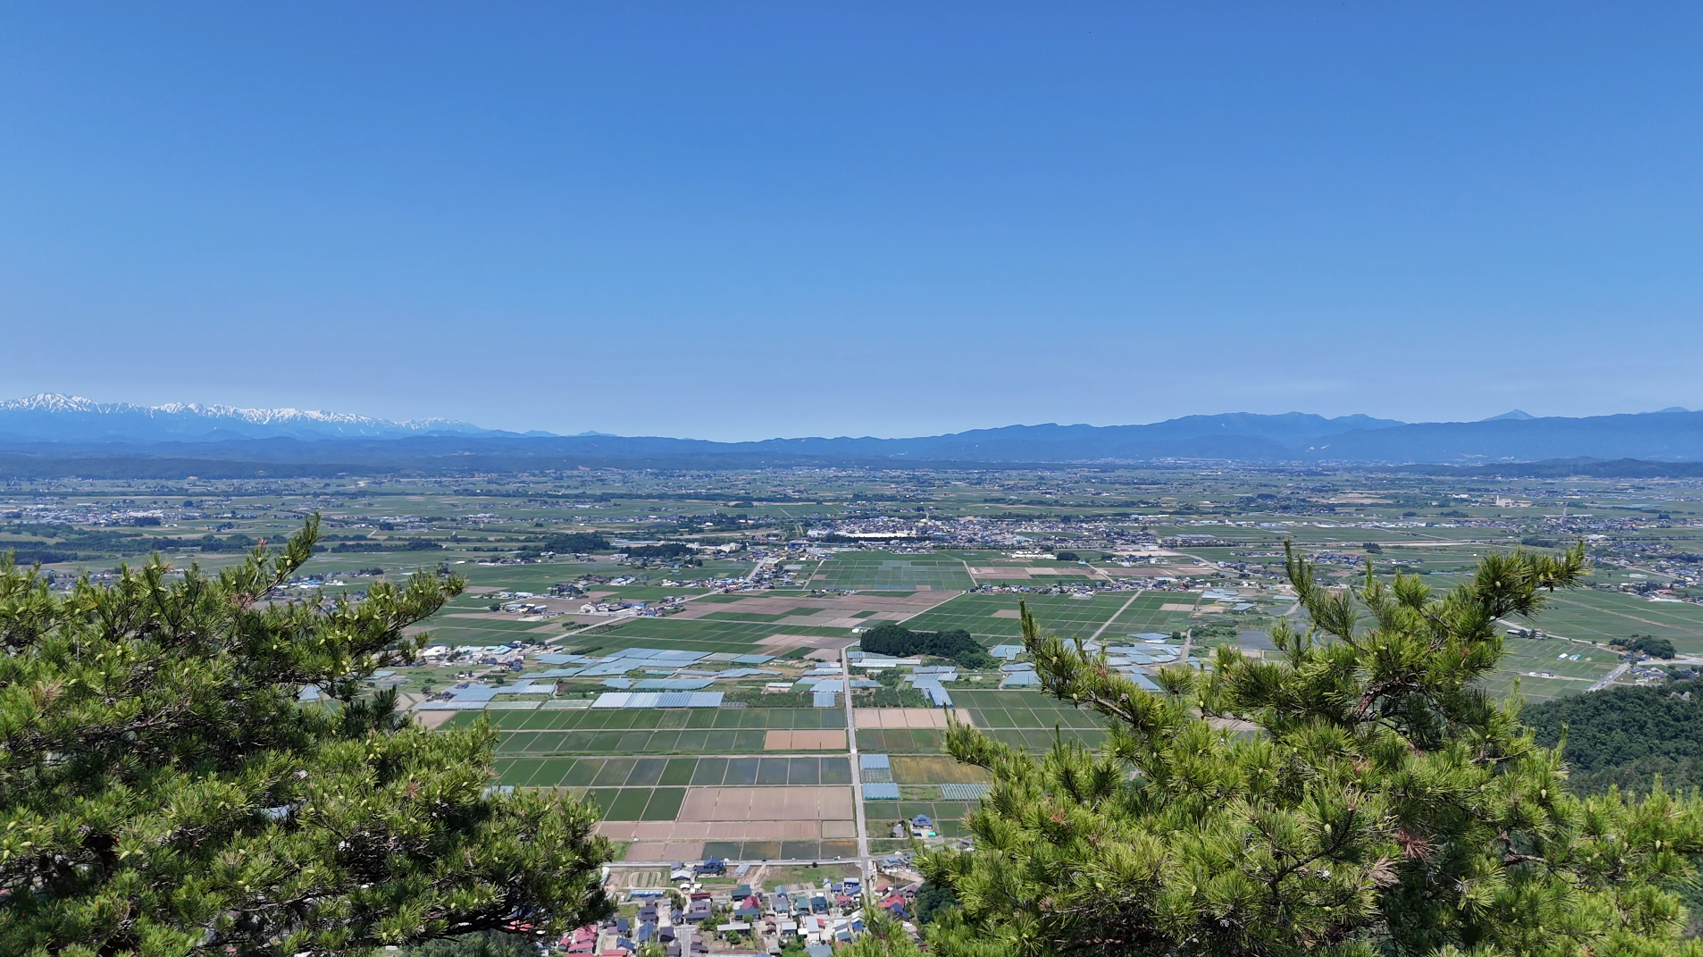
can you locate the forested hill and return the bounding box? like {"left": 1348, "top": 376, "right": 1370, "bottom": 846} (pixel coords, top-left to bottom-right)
{"left": 1524, "top": 685, "right": 1703, "bottom": 795}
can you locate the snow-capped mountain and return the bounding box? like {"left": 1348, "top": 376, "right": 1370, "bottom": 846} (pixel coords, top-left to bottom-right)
{"left": 0, "top": 393, "right": 506, "bottom": 443}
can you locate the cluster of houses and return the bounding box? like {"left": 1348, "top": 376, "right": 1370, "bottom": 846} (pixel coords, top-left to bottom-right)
{"left": 418, "top": 641, "right": 541, "bottom": 671}
{"left": 563, "top": 871, "right": 929, "bottom": 957}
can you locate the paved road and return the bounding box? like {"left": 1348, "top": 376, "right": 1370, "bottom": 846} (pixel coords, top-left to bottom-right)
{"left": 841, "top": 646, "right": 871, "bottom": 890}
{"left": 1590, "top": 661, "right": 1631, "bottom": 692}
{"left": 1087, "top": 590, "right": 1143, "bottom": 643}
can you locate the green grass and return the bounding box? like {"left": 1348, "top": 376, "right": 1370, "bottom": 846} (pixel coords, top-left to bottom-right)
{"left": 855, "top": 729, "right": 947, "bottom": 754}
{"left": 810, "top": 552, "right": 975, "bottom": 592}
{"left": 898, "top": 592, "right": 1196, "bottom": 644}
{"left": 566, "top": 786, "right": 689, "bottom": 821}
{"left": 1526, "top": 590, "right": 1703, "bottom": 655}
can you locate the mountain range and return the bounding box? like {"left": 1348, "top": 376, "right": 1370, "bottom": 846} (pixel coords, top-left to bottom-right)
{"left": 0, "top": 393, "right": 536, "bottom": 442}
{"left": 2, "top": 393, "right": 1702, "bottom": 474}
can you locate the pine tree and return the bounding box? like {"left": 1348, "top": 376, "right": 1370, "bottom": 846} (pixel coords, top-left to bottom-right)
{"left": 924, "top": 543, "right": 1703, "bottom": 956}
{"left": 0, "top": 517, "right": 613, "bottom": 956}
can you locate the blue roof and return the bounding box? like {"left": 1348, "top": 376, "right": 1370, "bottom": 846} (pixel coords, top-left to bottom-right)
{"left": 633, "top": 678, "right": 715, "bottom": 690}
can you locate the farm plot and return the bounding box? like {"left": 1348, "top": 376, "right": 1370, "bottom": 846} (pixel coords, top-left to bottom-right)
{"left": 670, "top": 591, "right": 959, "bottom": 629}
{"left": 1477, "top": 637, "right": 1618, "bottom": 703}
{"left": 853, "top": 708, "right": 971, "bottom": 729}
{"left": 464, "top": 706, "right": 849, "bottom": 756}
{"left": 412, "top": 616, "right": 556, "bottom": 647}
{"left": 1526, "top": 590, "right": 1703, "bottom": 656}
{"left": 951, "top": 688, "right": 1109, "bottom": 752}
{"left": 494, "top": 755, "right": 854, "bottom": 789}
{"left": 459, "top": 706, "right": 845, "bottom": 734}
{"left": 889, "top": 755, "right": 990, "bottom": 785}
{"left": 897, "top": 592, "right": 1191, "bottom": 643}
{"left": 855, "top": 729, "right": 947, "bottom": 754}
{"left": 864, "top": 801, "right": 978, "bottom": 839}
{"left": 811, "top": 552, "right": 974, "bottom": 592}
{"left": 601, "top": 786, "right": 860, "bottom": 863}
{"left": 575, "top": 617, "right": 854, "bottom": 655}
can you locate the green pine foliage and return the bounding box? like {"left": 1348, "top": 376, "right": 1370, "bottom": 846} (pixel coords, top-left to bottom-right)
{"left": 1525, "top": 683, "right": 1703, "bottom": 795}
{"left": 923, "top": 542, "right": 1703, "bottom": 956}
{"left": 0, "top": 517, "right": 614, "bottom": 956}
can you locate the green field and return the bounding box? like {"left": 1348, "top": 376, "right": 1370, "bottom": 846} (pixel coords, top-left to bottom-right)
{"left": 415, "top": 616, "right": 555, "bottom": 647}
{"left": 493, "top": 755, "right": 853, "bottom": 789}
{"left": 466, "top": 705, "right": 846, "bottom": 755}
{"left": 856, "top": 728, "right": 946, "bottom": 753}
{"left": 1529, "top": 590, "right": 1703, "bottom": 654}
{"left": 569, "top": 617, "right": 852, "bottom": 654}
{"left": 864, "top": 801, "right": 977, "bottom": 838}
{"left": 811, "top": 552, "right": 975, "bottom": 592}
{"left": 698, "top": 839, "right": 860, "bottom": 863}
{"left": 898, "top": 591, "right": 1197, "bottom": 643}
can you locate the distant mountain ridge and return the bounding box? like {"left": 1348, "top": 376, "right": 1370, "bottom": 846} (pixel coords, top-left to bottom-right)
{"left": 0, "top": 393, "right": 529, "bottom": 442}
{"left": 3, "top": 394, "right": 1703, "bottom": 471}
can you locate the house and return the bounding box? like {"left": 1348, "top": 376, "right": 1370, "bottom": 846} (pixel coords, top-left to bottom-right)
{"left": 685, "top": 898, "right": 714, "bottom": 923}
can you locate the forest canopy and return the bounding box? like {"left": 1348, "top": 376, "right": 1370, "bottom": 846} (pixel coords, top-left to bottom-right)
{"left": 859, "top": 622, "right": 995, "bottom": 669}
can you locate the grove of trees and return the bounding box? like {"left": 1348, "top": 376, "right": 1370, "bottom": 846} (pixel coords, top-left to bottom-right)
{"left": 859, "top": 622, "right": 996, "bottom": 669}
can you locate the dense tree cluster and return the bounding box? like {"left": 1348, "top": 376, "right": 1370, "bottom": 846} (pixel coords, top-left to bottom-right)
{"left": 539, "top": 532, "right": 612, "bottom": 553}
{"left": 0, "top": 518, "right": 613, "bottom": 956}
{"left": 921, "top": 543, "right": 1703, "bottom": 956}
{"left": 624, "top": 542, "right": 693, "bottom": 560}
{"left": 1525, "top": 683, "right": 1703, "bottom": 795}
{"left": 1610, "top": 633, "right": 1677, "bottom": 659}
{"left": 859, "top": 622, "right": 996, "bottom": 669}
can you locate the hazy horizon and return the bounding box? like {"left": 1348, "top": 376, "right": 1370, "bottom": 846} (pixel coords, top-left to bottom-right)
{"left": 1, "top": 389, "right": 1697, "bottom": 443}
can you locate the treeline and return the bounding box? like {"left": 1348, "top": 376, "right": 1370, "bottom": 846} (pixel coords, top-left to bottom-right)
{"left": 859, "top": 622, "right": 995, "bottom": 669}
{"left": 0, "top": 531, "right": 272, "bottom": 562}
{"left": 535, "top": 532, "right": 611, "bottom": 553}
{"left": 1524, "top": 684, "right": 1703, "bottom": 794}
{"left": 1610, "top": 634, "right": 1676, "bottom": 659}
{"left": 321, "top": 539, "right": 442, "bottom": 553}
{"left": 625, "top": 542, "right": 693, "bottom": 559}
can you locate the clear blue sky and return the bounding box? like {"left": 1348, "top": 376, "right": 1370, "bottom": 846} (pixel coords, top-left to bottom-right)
{"left": 2, "top": 3, "right": 1699, "bottom": 439}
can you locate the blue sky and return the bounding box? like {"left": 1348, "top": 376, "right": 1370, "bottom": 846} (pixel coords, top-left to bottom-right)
{"left": 2, "top": 3, "right": 1699, "bottom": 439}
